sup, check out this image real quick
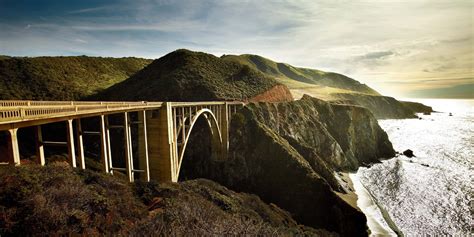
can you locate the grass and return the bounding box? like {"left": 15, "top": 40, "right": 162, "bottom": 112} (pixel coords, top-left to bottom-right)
{"left": 222, "top": 54, "right": 380, "bottom": 95}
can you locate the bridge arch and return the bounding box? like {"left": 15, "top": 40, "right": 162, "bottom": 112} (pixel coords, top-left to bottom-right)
{"left": 175, "top": 108, "right": 223, "bottom": 180}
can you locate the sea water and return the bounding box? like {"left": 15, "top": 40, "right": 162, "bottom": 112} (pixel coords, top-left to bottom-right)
{"left": 355, "top": 99, "right": 473, "bottom": 236}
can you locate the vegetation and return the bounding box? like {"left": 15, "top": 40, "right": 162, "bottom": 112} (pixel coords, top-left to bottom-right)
{"left": 94, "top": 49, "right": 288, "bottom": 101}
{"left": 222, "top": 54, "right": 380, "bottom": 95}
{"left": 0, "top": 161, "right": 329, "bottom": 236}
{"left": 0, "top": 56, "right": 151, "bottom": 100}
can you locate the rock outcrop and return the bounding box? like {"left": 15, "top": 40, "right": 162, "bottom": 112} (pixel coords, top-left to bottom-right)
{"left": 400, "top": 101, "right": 434, "bottom": 114}
{"left": 329, "top": 93, "right": 419, "bottom": 119}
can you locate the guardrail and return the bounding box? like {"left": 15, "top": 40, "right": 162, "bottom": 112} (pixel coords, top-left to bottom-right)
{"left": 0, "top": 101, "right": 164, "bottom": 123}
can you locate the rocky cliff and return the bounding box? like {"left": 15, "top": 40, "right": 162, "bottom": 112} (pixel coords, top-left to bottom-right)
{"left": 400, "top": 101, "right": 434, "bottom": 114}
{"left": 180, "top": 95, "right": 395, "bottom": 235}
{"left": 328, "top": 93, "right": 420, "bottom": 119}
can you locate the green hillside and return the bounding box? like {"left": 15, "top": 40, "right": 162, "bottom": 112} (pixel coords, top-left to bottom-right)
{"left": 95, "top": 49, "right": 291, "bottom": 102}
{"left": 0, "top": 56, "right": 152, "bottom": 100}
{"left": 222, "top": 54, "right": 380, "bottom": 96}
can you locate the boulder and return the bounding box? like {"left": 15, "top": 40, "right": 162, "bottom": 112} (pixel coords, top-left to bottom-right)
{"left": 403, "top": 149, "right": 415, "bottom": 158}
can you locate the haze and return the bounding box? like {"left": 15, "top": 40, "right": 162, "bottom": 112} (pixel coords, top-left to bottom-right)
{"left": 0, "top": 0, "right": 472, "bottom": 98}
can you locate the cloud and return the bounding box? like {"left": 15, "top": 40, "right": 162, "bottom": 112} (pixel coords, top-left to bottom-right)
{"left": 0, "top": 0, "right": 472, "bottom": 98}
{"left": 67, "top": 6, "right": 111, "bottom": 14}
{"left": 355, "top": 51, "right": 395, "bottom": 60}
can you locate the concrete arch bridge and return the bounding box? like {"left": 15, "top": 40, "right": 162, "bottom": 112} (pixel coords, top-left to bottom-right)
{"left": 0, "top": 101, "right": 243, "bottom": 182}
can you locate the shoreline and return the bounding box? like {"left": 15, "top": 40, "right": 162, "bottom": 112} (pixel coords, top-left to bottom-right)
{"left": 348, "top": 172, "right": 401, "bottom": 236}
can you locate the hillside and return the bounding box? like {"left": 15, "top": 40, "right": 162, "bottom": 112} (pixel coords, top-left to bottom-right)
{"left": 94, "top": 49, "right": 293, "bottom": 102}
{"left": 0, "top": 162, "right": 328, "bottom": 235}
{"left": 0, "top": 56, "right": 151, "bottom": 100}
{"left": 222, "top": 54, "right": 380, "bottom": 96}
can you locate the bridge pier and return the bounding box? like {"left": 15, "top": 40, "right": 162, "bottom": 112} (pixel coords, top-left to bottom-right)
{"left": 123, "top": 112, "right": 134, "bottom": 182}
{"left": 147, "top": 102, "right": 177, "bottom": 182}
{"left": 138, "top": 110, "right": 150, "bottom": 181}
{"left": 99, "top": 115, "right": 110, "bottom": 173}
{"left": 35, "top": 126, "right": 45, "bottom": 166}
{"left": 66, "top": 119, "right": 76, "bottom": 168}
{"left": 7, "top": 128, "right": 20, "bottom": 165}
{"left": 75, "top": 119, "right": 85, "bottom": 169}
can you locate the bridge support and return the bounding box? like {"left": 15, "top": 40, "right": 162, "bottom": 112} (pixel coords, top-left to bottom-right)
{"left": 35, "top": 126, "right": 45, "bottom": 166}
{"left": 99, "top": 115, "right": 110, "bottom": 173}
{"left": 138, "top": 110, "right": 150, "bottom": 181}
{"left": 123, "top": 112, "right": 134, "bottom": 182}
{"left": 219, "top": 103, "right": 230, "bottom": 160}
{"left": 7, "top": 128, "right": 20, "bottom": 165}
{"left": 147, "top": 103, "right": 177, "bottom": 182}
{"left": 66, "top": 120, "right": 76, "bottom": 168}
{"left": 75, "top": 119, "right": 85, "bottom": 169}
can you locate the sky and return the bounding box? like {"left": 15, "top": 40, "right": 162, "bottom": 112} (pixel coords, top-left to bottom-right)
{"left": 0, "top": 0, "right": 472, "bottom": 98}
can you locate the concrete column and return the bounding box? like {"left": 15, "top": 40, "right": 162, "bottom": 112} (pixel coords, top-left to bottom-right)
{"left": 75, "top": 119, "right": 85, "bottom": 169}
{"left": 219, "top": 103, "right": 230, "bottom": 159}
{"left": 66, "top": 119, "right": 77, "bottom": 168}
{"left": 105, "top": 116, "right": 113, "bottom": 174}
{"left": 99, "top": 115, "right": 110, "bottom": 173}
{"left": 7, "top": 128, "right": 20, "bottom": 165}
{"left": 138, "top": 110, "right": 150, "bottom": 181}
{"left": 147, "top": 103, "right": 176, "bottom": 182}
{"left": 35, "top": 126, "right": 45, "bottom": 166}
{"left": 123, "top": 112, "right": 134, "bottom": 182}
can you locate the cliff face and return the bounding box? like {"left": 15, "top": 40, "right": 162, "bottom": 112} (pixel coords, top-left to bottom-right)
{"left": 247, "top": 95, "right": 395, "bottom": 171}
{"left": 329, "top": 93, "right": 419, "bottom": 119}
{"left": 400, "top": 101, "right": 434, "bottom": 113}
{"left": 183, "top": 95, "right": 395, "bottom": 235}
{"left": 247, "top": 84, "right": 293, "bottom": 103}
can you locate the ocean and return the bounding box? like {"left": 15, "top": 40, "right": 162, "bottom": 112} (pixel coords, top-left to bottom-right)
{"left": 353, "top": 99, "right": 473, "bottom": 236}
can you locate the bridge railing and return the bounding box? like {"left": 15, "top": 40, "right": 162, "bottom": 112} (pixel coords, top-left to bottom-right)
{"left": 170, "top": 101, "right": 244, "bottom": 107}
{"left": 0, "top": 100, "right": 162, "bottom": 107}
{"left": 0, "top": 101, "right": 164, "bottom": 123}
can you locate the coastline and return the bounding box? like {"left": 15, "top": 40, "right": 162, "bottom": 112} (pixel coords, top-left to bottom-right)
{"left": 348, "top": 172, "right": 401, "bottom": 236}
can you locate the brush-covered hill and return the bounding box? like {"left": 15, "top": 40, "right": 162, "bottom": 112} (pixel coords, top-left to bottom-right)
{"left": 222, "top": 54, "right": 380, "bottom": 96}
{"left": 0, "top": 162, "right": 329, "bottom": 236}
{"left": 0, "top": 56, "right": 151, "bottom": 100}
{"left": 222, "top": 54, "right": 434, "bottom": 118}
{"left": 94, "top": 49, "right": 293, "bottom": 102}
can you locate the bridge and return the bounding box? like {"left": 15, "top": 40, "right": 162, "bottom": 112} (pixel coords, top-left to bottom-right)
{"left": 0, "top": 100, "right": 243, "bottom": 182}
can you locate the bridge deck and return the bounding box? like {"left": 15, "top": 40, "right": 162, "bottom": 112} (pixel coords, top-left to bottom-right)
{"left": 0, "top": 100, "right": 242, "bottom": 130}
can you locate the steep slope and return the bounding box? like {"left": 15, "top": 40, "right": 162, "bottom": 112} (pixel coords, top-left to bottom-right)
{"left": 328, "top": 93, "right": 417, "bottom": 119}
{"left": 222, "top": 54, "right": 380, "bottom": 95}
{"left": 0, "top": 162, "right": 329, "bottom": 236}
{"left": 0, "top": 56, "right": 151, "bottom": 100}
{"left": 95, "top": 49, "right": 293, "bottom": 102}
